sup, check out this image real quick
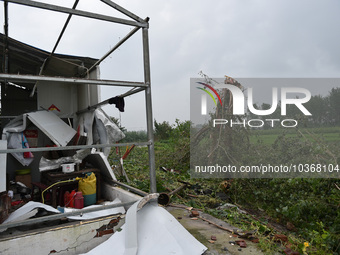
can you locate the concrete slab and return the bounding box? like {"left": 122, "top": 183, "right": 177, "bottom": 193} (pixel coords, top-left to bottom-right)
{"left": 166, "top": 205, "right": 265, "bottom": 255}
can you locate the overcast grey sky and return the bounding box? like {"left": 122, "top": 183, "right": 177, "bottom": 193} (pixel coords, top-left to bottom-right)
{"left": 2, "top": 0, "right": 340, "bottom": 130}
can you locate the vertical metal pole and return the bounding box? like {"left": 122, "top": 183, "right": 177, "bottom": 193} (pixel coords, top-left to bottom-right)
{"left": 142, "top": 23, "right": 157, "bottom": 193}
{"left": 4, "top": 0, "right": 9, "bottom": 74}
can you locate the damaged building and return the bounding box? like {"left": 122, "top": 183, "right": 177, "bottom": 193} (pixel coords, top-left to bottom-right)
{"left": 0, "top": 1, "right": 208, "bottom": 254}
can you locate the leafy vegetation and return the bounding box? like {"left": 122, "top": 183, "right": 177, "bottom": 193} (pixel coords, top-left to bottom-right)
{"left": 108, "top": 118, "right": 339, "bottom": 255}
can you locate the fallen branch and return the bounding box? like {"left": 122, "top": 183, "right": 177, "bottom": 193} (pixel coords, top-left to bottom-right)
{"left": 187, "top": 194, "right": 199, "bottom": 198}
{"left": 198, "top": 216, "right": 234, "bottom": 233}
{"left": 335, "top": 183, "right": 340, "bottom": 191}
{"left": 166, "top": 187, "right": 184, "bottom": 200}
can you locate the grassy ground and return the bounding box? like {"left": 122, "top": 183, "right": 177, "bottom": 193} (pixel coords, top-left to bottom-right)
{"left": 109, "top": 125, "right": 340, "bottom": 255}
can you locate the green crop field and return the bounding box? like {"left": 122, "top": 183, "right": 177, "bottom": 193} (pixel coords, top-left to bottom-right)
{"left": 250, "top": 126, "right": 340, "bottom": 145}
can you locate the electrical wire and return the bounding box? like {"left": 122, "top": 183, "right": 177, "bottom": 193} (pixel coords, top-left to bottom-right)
{"left": 41, "top": 179, "right": 76, "bottom": 204}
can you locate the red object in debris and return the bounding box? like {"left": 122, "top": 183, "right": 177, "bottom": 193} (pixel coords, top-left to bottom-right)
{"left": 74, "top": 191, "right": 84, "bottom": 209}
{"left": 274, "top": 234, "right": 288, "bottom": 243}
{"left": 283, "top": 247, "right": 300, "bottom": 255}
{"left": 235, "top": 240, "right": 247, "bottom": 248}
{"left": 69, "top": 190, "right": 76, "bottom": 208}
{"left": 122, "top": 145, "right": 135, "bottom": 160}
{"left": 64, "top": 191, "right": 70, "bottom": 207}
{"left": 64, "top": 190, "right": 77, "bottom": 208}
{"left": 190, "top": 210, "right": 200, "bottom": 217}
{"left": 11, "top": 200, "right": 24, "bottom": 207}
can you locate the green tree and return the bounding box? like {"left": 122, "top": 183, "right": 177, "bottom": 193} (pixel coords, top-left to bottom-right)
{"left": 328, "top": 87, "right": 340, "bottom": 125}
{"left": 305, "top": 95, "right": 328, "bottom": 126}
{"left": 154, "top": 120, "right": 172, "bottom": 140}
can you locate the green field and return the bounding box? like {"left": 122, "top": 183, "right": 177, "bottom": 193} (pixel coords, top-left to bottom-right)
{"left": 250, "top": 126, "right": 340, "bottom": 145}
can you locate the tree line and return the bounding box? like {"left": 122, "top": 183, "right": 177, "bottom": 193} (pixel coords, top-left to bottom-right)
{"left": 249, "top": 87, "right": 340, "bottom": 127}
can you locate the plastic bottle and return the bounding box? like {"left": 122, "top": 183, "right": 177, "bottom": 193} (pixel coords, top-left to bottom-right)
{"left": 74, "top": 191, "right": 84, "bottom": 209}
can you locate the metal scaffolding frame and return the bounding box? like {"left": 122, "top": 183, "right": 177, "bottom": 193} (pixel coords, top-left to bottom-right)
{"left": 0, "top": 0, "right": 157, "bottom": 200}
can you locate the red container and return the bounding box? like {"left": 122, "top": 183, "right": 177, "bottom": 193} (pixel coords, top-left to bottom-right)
{"left": 64, "top": 191, "right": 70, "bottom": 207}
{"left": 68, "top": 190, "right": 76, "bottom": 208}
{"left": 74, "top": 191, "right": 84, "bottom": 209}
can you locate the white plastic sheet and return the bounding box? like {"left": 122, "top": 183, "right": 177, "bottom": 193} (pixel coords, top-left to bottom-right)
{"left": 82, "top": 201, "right": 207, "bottom": 255}
{"left": 2, "top": 199, "right": 125, "bottom": 227}
{"left": 3, "top": 201, "right": 60, "bottom": 225}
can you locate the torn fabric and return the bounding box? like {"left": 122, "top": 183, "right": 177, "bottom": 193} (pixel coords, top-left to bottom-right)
{"left": 109, "top": 96, "right": 125, "bottom": 112}
{"left": 77, "top": 108, "right": 125, "bottom": 156}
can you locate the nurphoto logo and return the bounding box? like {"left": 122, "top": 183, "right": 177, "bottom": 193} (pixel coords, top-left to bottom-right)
{"left": 190, "top": 76, "right": 339, "bottom": 179}
{"left": 195, "top": 77, "right": 312, "bottom": 128}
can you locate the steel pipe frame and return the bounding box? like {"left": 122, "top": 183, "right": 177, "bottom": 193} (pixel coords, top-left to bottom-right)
{"left": 51, "top": 0, "right": 79, "bottom": 55}
{"left": 87, "top": 18, "right": 149, "bottom": 74}
{"left": 2, "top": 0, "right": 148, "bottom": 28}
{"left": 100, "top": 0, "right": 145, "bottom": 23}
{"left": 76, "top": 86, "right": 145, "bottom": 114}
{"left": 142, "top": 28, "right": 157, "bottom": 193}
{"left": 0, "top": 200, "right": 137, "bottom": 231}
{"left": 0, "top": 141, "right": 152, "bottom": 154}
{"left": 1, "top": 0, "right": 158, "bottom": 195}
{"left": 0, "top": 73, "right": 147, "bottom": 87}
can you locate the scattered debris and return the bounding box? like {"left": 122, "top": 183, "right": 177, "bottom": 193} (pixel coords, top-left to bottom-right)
{"left": 159, "top": 166, "right": 180, "bottom": 174}
{"left": 158, "top": 182, "right": 188, "bottom": 206}
{"left": 237, "top": 230, "right": 256, "bottom": 238}
{"left": 211, "top": 235, "right": 217, "bottom": 241}
{"left": 190, "top": 210, "right": 200, "bottom": 217}
{"left": 273, "top": 234, "right": 288, "bottom": 243}
{"left": 250, "top": 237, "right": 259, "bottom": 243}
{"left": 217, "top": 203, "right": 247, "bottom": 214}
{"left": 283, "top": 247, "right": 300, "bottom": 255}
{"left": 235, "top": 240, "right": 247, "bottom": 248}
{"left": 221, "top": 247, "right": 229, "bottom": 252}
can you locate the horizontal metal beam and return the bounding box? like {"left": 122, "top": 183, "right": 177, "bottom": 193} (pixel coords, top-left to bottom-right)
{"left": 0, "top": 200, "right": 137, "bottom": 231}
{"left": 2, "top": 0, "right": 147, "bottom": 28}
{"left": 119, "top": 87, "right": 145, "bottom": 98}
{"left": 0, "top": 73, "right": 147, "bottom": 87}
{"left": 0, "top": 141, "right": 151, "bottom": 154}
{"left": 100, "top": 0, "right": 145, "bottom": 24}
{"left": 107, "top": 179, "right": 148, "bottom": 197}
{"left": 76, "top": 88, "right": 146, "bottom": 114}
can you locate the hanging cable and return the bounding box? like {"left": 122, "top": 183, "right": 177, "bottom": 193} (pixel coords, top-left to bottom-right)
{"left": 41, "top": 179, "right": 76, "bottom": 204}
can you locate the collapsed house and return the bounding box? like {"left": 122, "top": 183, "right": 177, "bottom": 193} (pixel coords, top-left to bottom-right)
{"left": 0, "top": 1, "right": 207, "bottom": 254}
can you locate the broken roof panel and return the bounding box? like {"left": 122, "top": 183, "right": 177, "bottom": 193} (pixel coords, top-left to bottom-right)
{"left": 0, "top": 33, "right": 99, "bottom": 76}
